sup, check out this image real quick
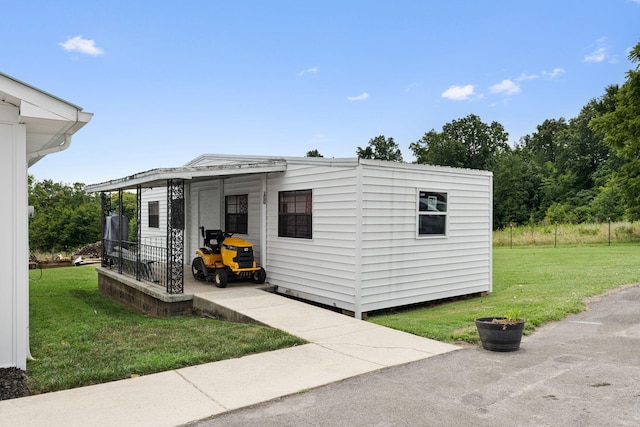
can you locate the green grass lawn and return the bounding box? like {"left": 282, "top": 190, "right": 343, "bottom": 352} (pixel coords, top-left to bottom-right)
{"left": 28, "top": 266, "right": 305, "bottom": 393}
{"left": 28, "top": 244, "right": 640, "bottom": 393}
{"left": 370, "top": 244, "right": 640, "bottom": 343}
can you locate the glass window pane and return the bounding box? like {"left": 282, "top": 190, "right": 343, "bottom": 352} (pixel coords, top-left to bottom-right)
{"left": 419, "top": 192, "right": 447, "bottom": 212}
{"left": 225, "top": 195, "right": 248, "bottom": 233}
{"left": 419, "top": 215, "right": 446, "bottom": 235}
{"left": 279, "top": 190, "right": 312, "bottom": 238}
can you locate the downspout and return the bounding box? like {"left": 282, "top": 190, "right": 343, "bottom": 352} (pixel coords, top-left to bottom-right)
{"left": 354, "top": 162, "right": 363, "bottom": 319}
{"left": 260, "top": 174, "right": 267, "bottom": 269}
{"left": 26, "top": 134, "right": 73, "bottom": 165}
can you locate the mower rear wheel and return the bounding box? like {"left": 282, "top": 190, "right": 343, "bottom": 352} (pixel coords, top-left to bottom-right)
{"left": 191, "top": 257, "right": 206, "bottom": 281}
{"left": 213, "top": 269, "right": 228, "bottom": 288}
{"left": 252, "top": 267, "right": 266, "bottom": 284}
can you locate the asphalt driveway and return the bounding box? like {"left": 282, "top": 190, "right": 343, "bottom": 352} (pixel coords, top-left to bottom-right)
{"left": 187, "top": 283, "right": 640, "bottom": 426}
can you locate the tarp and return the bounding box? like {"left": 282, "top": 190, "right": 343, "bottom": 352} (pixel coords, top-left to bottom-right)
{"left": 103, "top": 214, "right": 128, "bottom": 254}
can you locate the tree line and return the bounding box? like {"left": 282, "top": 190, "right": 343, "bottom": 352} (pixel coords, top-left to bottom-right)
{"left": 28, "top": 178, "right": 136, "bottom": 253}
{"left": 30, "top": 42, "right": 640, "bottom": 251}
{"left": 310, "top": 41, "right": 640, "bottom": 230}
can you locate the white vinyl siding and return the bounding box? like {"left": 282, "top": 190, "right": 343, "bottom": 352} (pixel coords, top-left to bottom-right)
{"left": 223, "top": 175, "right": 263, "bottom": 264}
{"left": 140, "top": 187, "right": 167, "bottom": 245}
{"left": 135, "top": 155, "right": 492, "bottom": 319}
{"left": 358, "top": 163, "right": 492, "bottom": 313}
{"left": 267, "top": 164, "right": 359, "bottom": 311}
{"left": 187, "top": 180, "right": 221, "bottom": 264}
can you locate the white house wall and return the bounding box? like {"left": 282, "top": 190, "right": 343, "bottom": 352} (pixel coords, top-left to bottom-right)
{"left": 132, "top": 156, "right": 491, "bottom": 319}
{"left": 358, "top": 163, "right": 492, "bottom": 313}
{"left": 140, "top": 187, "right": 168, "bottom": 245}
{"left": 0, "top": 120, "right": 28, "bottom": 369}
{"left": 266, "top": 164, "right": 359, "bottom": 312}
{"left": 187, "top": 180, "right": 221, "bottom": 264}
{"left": 222, "top": 174, "right": 263, "bottom": 264}
{"left": 141, "top": 177, "right": 265, "bottom": 265}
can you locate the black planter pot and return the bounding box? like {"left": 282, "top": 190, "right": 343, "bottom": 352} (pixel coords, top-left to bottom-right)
{"left": 475, "top": 317, "right": 525, "bottom": 352}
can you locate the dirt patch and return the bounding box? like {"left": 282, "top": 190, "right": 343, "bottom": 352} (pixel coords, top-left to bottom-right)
{"left": 0, "top": 368, "right": 31, "bottom": 401}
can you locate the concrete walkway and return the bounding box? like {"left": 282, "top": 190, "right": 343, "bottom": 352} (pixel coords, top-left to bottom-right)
{"left": 0, "top": 287, "right": 458, "bottom": 427}
{"left": 189, "top": 283, "right": 640, "bottom": 427}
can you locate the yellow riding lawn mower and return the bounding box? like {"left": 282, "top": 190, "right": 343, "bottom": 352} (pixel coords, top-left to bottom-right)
{"left": 191, "top": 227, "right": 266, "bottom": 288}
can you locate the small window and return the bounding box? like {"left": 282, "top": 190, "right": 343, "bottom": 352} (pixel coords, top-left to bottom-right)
{"left": 148, "top": 201, "right": 159, "bottom": 228}
{"left": 418, "top": 191, "right": 447, "bottom": 236}
{"left": 225, "top": 194, "right": 248, "bottom": 234}
{"left": 278, "top": 190, "right": 312, "bottom": 239}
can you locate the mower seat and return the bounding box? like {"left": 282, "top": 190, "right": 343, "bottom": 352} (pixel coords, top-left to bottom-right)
{"left": 204, "top": 229, "right": 224, "bottom": 253}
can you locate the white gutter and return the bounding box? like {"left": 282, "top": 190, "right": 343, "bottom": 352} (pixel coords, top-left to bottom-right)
{"left": 24, "top": 107, "right": 93, "bottom": 167}
{"left": 86, "top": 160, "right": 288, "bottom": 193}
{"left": 27, "top": 134, "right": 73, "bottom": 164}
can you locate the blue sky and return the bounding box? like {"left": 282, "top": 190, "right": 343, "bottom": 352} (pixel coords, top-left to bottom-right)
{"left": 3, "top": 0, "right": 639, "bottom": 184}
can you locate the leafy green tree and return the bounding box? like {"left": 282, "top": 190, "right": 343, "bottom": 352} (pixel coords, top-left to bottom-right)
{"left": 28, "top": 178, "right": 102, "bottom": 252}
{"left": 519, "top": 118, "right": 568, "bottom": 165}
{"left": 410, "top": 128, "right": 467, "bottom": 168}
{"left": 492, "top": 148, "right": 538, "bottom": 228}
{"left": 306, "top": 149, "right": 323, "bottom": 157}
{"left": 591, "top": 42, "right": 640, "bottom": 219}
{"left": 557, "top": 87, "right": 617, "bottom": 192}
{"left": 588, "top": 174, "right": 626, "bottom": 222}
{"left": 357, "top": 135, "right": 403, "bottom": 162}
{"left": 410, "top": 114, "right": 509, "bottom": 170}
{"left": 516, "top": 118, "right": 568, "bottom": 220}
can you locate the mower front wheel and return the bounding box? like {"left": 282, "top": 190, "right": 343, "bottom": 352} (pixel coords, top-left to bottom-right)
{"left": 213, "top": 269, "right": 228, "bottom": 288}
{"left": 191, "top": 257, "right": 206, "bottom": 281}
{"left": 252, "top": 267, "right": 266, "bottom": 284}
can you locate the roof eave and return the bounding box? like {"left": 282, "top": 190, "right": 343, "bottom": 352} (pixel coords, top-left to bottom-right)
{"left": 86, "top": 160, "right": 288, "bottom": 192}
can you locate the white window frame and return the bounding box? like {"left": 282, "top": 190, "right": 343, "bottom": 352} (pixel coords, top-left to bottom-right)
{"left": 148, "top": 201, "right": 160, "bottom": 228}
{"left": 416, "top": 189, "right": 448, "bottom": 238}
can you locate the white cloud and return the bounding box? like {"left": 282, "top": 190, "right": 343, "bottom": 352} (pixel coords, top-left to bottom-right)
{"left": 59, "top": 36, "right": 104, "bottom": 56}
{"left": 585, "top": 47, "right": 606, "bottom": 63}
{"left": 347, "top": 92, "right": 369, "bottom": 101}
{"left": 441, "top": 84, "right": 475, "bottom": 101}
{"left": 542, "top": 67, "right": 565, "bottom": 79}
{"left": 404, "top": 82, "right": 420, "bottom": 92}
{"left": 516, "top": 72, "right": 538, "bottom": 81}
{"left": 584, "top": 38, "right": 608, "bottom": 63}
{"left": 298, "top": 66, "right": 318, "bottom": 76}
{"left": 489, "top": 79, "right": 521, "bottom": 95}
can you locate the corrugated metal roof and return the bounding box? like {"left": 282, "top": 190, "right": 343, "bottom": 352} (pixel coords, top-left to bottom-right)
{"left": 85, "top": 159, "right": 288, "bottom": 192}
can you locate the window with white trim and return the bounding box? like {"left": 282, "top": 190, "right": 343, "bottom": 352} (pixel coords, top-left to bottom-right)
{"left": 225, "top": 194, "right": 248, "bottom": 234}
{"left": 418, "top": 191, "right": 447, "bottom": 236}
{"left": 148, "top": 201, "right": 159, "bottom": 228}
{"left": 278, "top": 189, "right": 312, "bottom": 239}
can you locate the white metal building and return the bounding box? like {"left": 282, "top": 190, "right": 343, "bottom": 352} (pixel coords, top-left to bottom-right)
{"left": 0, "top": 73, "right": 92, "bottom": 369}
{"left": 92, "top": 154, "right": 492, "bottom": 319}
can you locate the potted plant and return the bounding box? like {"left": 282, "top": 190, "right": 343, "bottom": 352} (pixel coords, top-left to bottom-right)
{"left": 475, "top": 309, "right": 525, "bottom": 352}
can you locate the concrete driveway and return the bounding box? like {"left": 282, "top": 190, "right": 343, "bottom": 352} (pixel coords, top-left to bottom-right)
{"left": 188, "top": 283, "right": 640, "bottom": 426}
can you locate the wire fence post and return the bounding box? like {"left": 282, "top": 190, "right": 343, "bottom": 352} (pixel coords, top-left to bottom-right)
{"left": 510, "top": 223, "right": 513, "bottom": 249}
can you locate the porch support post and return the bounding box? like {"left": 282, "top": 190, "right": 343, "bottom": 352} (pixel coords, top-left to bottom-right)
{"left": 117, "top": 189, "right": 123, "bottom": 275}
{"left": 135, "top": 185, "right": 142, "bottom": 281}
{"left": 166, "top": 179, "right": 185, "bottom": 294}
{"left": 100, "top": 192, "right": 110, "bottom": 267}
{"left": 260, "top": 174, "right": 267, "bottom": 267}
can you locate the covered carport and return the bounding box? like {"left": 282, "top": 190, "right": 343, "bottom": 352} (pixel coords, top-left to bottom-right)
{"left": 85, "top": 160, "right": 286, "bottom": 315}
